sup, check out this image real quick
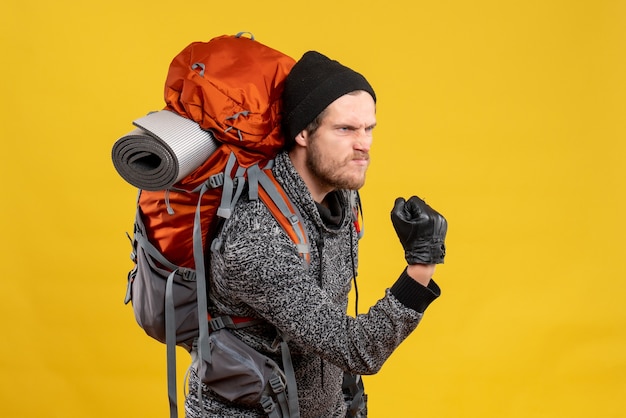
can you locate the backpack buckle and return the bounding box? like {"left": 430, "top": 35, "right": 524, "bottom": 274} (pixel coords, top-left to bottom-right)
{"left": 208, "top": 173, "right": 224, "bottom": 188}
{"left": 261, "top": 396, "right": 276, "bottom": 414}
{"left": 269, "top": 375, "right": 286, "bottom": 394}
{"left": 179, "top": 268, "right": 196, "bottom": 282}
{"left": 209, "top": 316, "right": 228, "bottom": 332}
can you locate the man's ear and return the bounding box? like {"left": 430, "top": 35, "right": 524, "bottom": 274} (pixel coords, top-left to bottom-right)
{"left": 294, "top": 130, "right": 308, "bottom": 147}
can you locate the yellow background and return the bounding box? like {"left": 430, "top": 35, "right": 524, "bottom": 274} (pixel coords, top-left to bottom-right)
{"left": 1, "top": 0, "right": 624, "bottom": 417}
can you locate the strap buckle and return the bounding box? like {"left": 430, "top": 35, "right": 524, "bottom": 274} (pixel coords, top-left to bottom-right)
{"left": 261, "top": 396, "right": 276, "bottom": 413}
{"left": 269, "top": 374, "right": 286, "bottom": 394}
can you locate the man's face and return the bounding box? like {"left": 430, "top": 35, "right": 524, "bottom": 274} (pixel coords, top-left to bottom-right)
{"left": 304, "top": 90, "right": 376, "bottom": 193}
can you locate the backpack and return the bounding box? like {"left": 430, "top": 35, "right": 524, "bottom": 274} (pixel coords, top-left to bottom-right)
{"left": 114, "top": 33, "right": 306, "bottom": 418}
{"left": 113, "top": 32, "right": 367, "bottom": 418}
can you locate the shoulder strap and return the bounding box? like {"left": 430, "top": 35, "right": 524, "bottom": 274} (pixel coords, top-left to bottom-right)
{"left": 255, "top": 167, "right": 311, "bottom": 263}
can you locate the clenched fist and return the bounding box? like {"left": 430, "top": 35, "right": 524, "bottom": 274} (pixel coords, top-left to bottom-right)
{"left": 391, "top": 196, "right": 447, "bottom": 264}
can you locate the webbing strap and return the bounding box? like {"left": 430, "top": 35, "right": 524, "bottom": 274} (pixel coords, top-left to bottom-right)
{"left": 279, "top": 337, "right": 300, "bottom": 418}
{"left": 132, "top": 197, "right": 180, "bottom": 273}
{"left": 212, "top": 154, "right": 246, "bottom": 253}
{"left": 135, "top": 233, "right": 178, "bottom": 275}
{"left": 164, "top": 270, "right": 179, "bottom": 418}
{"left": 217, "top": 153, "right": 238, "bottom": 219}
{"left": 231, "top": 166, "right": 246, "bottom": 213}
{"left": 192, "top": 182, "right": 212, "bottom": 415}
{"left": 268, "top": 373, "right": 290, "bottom": 417}
{"left": 275, "top": 390, "right": 290, "bottom": 417}
{"left": 247, "top": 163, "right": 261, "bottom": 201}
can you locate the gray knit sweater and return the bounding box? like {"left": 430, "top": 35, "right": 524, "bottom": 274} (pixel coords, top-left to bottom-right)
{"left": 185, "top": 151, "right": 441, "bottom": 418}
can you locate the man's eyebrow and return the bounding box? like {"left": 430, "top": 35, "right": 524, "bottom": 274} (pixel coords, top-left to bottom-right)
{"left": 330, "top": 120, "right": 377, "bottom": 129}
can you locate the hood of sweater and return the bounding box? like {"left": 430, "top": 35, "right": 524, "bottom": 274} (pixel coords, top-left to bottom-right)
{"left": 272, "top": 151, "right": 353, "bottom": 234}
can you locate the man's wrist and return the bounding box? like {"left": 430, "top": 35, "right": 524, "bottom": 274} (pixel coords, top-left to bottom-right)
{"left": 406, "top": 264, "right": 435, "bottom": 286}
{"left": 390, "top": 268, "right": 441, "bottom": 313}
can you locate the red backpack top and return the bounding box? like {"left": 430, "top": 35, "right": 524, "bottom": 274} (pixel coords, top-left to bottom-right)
{"left": 139, "top": 32, "right": 300, "bottom": 269}
{"left": 164, "top": 32, "right": 291, "bottom": 158}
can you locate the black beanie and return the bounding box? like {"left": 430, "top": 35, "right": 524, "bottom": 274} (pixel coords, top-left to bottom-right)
{"left": 282, "top": 51, "right": 376, "bottom": 148}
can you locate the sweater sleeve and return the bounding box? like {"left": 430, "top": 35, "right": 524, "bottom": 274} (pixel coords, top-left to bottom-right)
{"left": 390, "top": 268, "right": 441, "bottom": 313}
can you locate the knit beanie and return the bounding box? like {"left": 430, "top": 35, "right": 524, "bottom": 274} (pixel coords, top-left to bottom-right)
{"left": 282, "top": 51, "right": 376, "bottom": 148}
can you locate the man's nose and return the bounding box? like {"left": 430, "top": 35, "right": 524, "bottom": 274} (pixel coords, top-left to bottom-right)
{"left": 354, "top": 129, "right": 372, "bottom": 152}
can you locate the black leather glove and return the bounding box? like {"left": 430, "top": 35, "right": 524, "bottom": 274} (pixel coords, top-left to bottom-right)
{"left": 391, "top": 196, "right": 447, "bottom": 264}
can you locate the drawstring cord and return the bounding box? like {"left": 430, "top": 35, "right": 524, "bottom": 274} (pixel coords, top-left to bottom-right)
{"left": 316, "top": 236, "right": 326, "bottom": 388}
{"left": 350, "top": 225, "right": 359, "bottom": 316}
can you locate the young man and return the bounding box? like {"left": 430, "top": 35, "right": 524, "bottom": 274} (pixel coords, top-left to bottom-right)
{"left": 185, "top": 51, "right": 447, "bottom": 417}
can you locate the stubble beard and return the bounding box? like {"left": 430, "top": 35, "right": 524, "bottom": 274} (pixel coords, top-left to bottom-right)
{"left": 306, "top": 141, "right": 369, "bottom": 191}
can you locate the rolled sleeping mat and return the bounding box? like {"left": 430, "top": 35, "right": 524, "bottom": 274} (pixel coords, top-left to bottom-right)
{"left": 112, "top": 110, "right": 219, "bottom": 191}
